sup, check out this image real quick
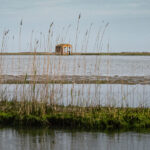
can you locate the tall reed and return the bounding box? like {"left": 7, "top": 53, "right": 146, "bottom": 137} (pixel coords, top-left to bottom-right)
{"left": 0, "top": 17, "right": 148, "bottom": 117}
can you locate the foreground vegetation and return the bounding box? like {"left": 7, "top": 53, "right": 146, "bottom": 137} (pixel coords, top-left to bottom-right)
{"left": 0, "top": 100, "right": 150, "bottom": 130}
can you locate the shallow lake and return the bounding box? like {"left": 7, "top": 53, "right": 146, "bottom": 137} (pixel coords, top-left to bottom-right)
{"left": 1, "top": 84, "right": 150, "bottom": 107}
{"left": 1, "top": 55, "right": 150, "bottom": 76}
{"left": 0, "top": 127, "right": 150, "bottom": 150}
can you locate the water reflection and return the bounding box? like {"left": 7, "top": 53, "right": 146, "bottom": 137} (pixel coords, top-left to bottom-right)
{"left": 0, "top": 127, "right": 150, "bottom": 150}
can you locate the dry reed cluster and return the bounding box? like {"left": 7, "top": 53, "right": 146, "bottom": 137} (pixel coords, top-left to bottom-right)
{"left": 0, "top": 15, "right": 149, "bottom": 121}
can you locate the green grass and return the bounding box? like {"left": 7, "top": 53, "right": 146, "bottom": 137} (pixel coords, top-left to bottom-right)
{"left": 0, "top": 100, "right": 150, "bottom": 130}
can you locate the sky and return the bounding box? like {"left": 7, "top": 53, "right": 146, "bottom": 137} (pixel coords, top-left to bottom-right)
{"left": 0, "top": 0, "right": 150, "bottom": 52}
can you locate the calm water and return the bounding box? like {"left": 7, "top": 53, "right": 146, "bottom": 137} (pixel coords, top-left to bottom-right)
{"left": 1, "top": 55, "right": 150, "bottom": 76}
{"left": 1, "top": 84, "right": 150, "bottom": 107}
{"left": 0, "top": 127, "right": 150, "bottom": 150}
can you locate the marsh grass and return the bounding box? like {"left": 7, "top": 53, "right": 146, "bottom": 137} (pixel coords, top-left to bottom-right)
{"left": 0, "top": 100, "right": 150, "bottom": 130}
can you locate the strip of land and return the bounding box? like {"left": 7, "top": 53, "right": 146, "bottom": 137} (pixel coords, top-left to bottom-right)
{"left": 0, "top": 75, "right": 150, "bottom": 85}
{"left": 0, "top": 52, "right": 150, "bottom": 56}
{"left": 0, "top": 101, "right": 150, "bottom": 130}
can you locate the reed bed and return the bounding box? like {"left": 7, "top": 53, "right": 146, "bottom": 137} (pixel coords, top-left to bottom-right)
{"left": 0, "top": 16, "right": 150, "bottom": 129}
{"left": 0, "top": 84, "right": 149, "bottom": 107}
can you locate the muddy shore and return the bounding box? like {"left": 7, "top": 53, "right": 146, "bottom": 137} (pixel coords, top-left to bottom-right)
{"left": 0, "top": 75, "right": 149, "bottom": 85}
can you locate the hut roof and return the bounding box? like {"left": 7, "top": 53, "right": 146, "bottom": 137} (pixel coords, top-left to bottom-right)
{"left": 56, "top": 44, "right": 72, "bottom": 47}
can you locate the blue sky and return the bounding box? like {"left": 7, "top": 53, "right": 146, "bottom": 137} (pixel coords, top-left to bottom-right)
{"left": 0, "top": 0, "right": 150, "bottom": 52}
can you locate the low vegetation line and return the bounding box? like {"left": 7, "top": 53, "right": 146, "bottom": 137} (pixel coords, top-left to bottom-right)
{"left": 0, "top": 52, "right": 150, "bottom": 56}
{"left": 1, "top": 75, "right": 150, "bottom": 85}
{"left": 0, "top": 101, "right": 150, "bottom": 130}
{"left": 0, "top": 80, "right": 148, "bottom": 85}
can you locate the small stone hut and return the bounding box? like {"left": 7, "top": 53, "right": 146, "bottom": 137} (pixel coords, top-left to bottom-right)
{"left": 55, "top": 44, "right": 72, "bottom": 55}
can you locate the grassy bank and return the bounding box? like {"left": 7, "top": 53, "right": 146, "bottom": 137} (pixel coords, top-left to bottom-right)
{"left": 0, "top": 100, "right": 150, "bottom": 130}
{"left": 1, "top": 52, "right": 150, "bottom": 56}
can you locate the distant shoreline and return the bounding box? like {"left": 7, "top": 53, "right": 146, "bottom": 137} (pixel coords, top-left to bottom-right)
{"left": 0, "top": 52, "right": 150, "bottom": 56}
